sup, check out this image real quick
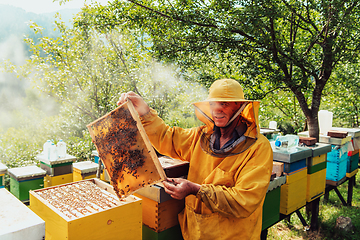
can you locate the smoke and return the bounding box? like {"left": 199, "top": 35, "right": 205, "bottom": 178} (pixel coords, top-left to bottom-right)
{"left": 137, "top": 62, "right": 208, "bottom": 127}
{"left": 0, "top": 35, "right": 58, "bottom": 130}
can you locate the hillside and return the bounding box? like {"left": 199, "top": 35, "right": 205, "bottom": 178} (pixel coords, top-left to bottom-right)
{"left": 0, "top": 4, "right": 80, "bottom": 43}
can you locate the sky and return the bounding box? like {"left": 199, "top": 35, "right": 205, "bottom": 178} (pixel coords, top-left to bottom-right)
{"left": 0, "top": 0, "right": 111, "bottom": 14}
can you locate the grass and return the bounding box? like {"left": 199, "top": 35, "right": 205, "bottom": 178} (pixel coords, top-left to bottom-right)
{"left": 267, "top": 171, "right": 360, "bottom": 240}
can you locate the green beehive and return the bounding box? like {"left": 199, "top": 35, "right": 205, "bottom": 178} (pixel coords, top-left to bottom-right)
{"left": 8, "top": 165, "right": 46, "bottom": 202}
{"left": 262, "top": 175, "right": 286, "bottom": 230}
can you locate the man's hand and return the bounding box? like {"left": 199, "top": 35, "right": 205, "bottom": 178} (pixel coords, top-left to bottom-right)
{"left": 117, "top": 91, "right": 150, "bottom": 116}
{"left": 162, "top": 178, "right": 201, "bottom": 200}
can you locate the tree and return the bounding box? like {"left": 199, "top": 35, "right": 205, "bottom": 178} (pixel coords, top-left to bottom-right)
{"left": 323, "top": 62, "right": 360, "bottom": 128}
{"left": 76, "top": 0, "right": 360, "bottom": 139}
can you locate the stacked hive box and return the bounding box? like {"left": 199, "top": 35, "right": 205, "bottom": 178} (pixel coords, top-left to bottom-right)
{"left": 0, "top": 188, "right": 45, "bottom": 239}
{"left": 0, "top": 162, "right": 7, "bottom": 189}
{"left": 272, "top": 145, "right": 312, "bottom": 215}
{"left": 73, "top": 161, "right": 99, "bottom": 181}
{"left": 8, "top": 165, "right": 46, "bottom": 202}
{"left": 37, "top": 154, "right": 76, "bottom": 187}
{"left": 298, "top": 131, "right": 353, "bottom": 185}
{"left": 332, "top": 127, "right": 360, "bottom": 178}
{"left": 135, "top": 184, "right": 185, "bottom": 240}
{"left": 135, "top": 156, "right": 188, "bottom": 240}
{"left": 325, "top": 136, "right": 352, "bottom": 185}
{"left": 30, "top": 178, "right": 142, "bottom": 240}
{"left": 262, "top": 175, "right": 286, "bottom": 230}
{"left": 306, "top": 143, "right": 331, "bottom": 202}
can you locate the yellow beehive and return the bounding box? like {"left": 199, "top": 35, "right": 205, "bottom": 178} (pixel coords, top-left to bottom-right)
{"left": 306, "top": 168, "right": 326, "bottom": 202}
{"left": 44, "top": 173, "right": 73, "bottom": 188}
{"left": 30, "top": 178, "right": 142, "bottom": 240}
{"left": 280, "top": 168, "right": 307, "bottom": 215}
{"left": 73, "top": 161, "right": 99, "bottom": 182}
{"left": 346, "top": 168, "right": 358, "bottom": 178}
{"left": 310, "top": 154, "right": 326, "bottom": 166}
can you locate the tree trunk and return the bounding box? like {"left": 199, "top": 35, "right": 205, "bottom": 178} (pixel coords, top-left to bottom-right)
{"left": 307, "top": 113, "right": 319, "bottom": 141}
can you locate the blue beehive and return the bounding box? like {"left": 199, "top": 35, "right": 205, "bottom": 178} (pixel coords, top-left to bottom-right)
{"left": 326, "top": 144, "right": 349, "bottom": 182}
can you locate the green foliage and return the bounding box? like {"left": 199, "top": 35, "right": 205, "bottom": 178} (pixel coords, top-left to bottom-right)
{"left": 0, "top": 8, "right": 207, "bottom": 170}
{"left": 79, "top": 0, "right": 360, "bottom": 138}
{"left": 322, "top": 62, "right": 360, "bottom": 128}
{"left": 66, "top": 130, "right": 95, "bottom": 162}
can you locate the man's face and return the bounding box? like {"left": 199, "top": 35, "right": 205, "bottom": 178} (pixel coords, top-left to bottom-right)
{"left": 210, "top": 102, "right": 240, "bottom": 127}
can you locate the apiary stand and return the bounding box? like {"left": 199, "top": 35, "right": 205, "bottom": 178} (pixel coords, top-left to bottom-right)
{"left": 0, "top": 162, "right": 8, "bottom": 188}
{"left": 8, "top": 165, "right": 46, "bottom": 202}
{"left": 0, "top": 188, "right": 45, "bottom": 239}
{"left": 30, "top": 178, "right": 142, "bottom": 240}
{"left": 37, "top": 154, "right": 76, "bottom": 187}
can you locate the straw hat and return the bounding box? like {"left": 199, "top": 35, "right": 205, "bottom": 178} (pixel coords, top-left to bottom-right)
{"left": 205, "top": 79, "right": 250, "bottom": 102}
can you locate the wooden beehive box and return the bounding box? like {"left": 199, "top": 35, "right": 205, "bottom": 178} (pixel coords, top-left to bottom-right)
{"left": 87, "top": 100, "right": 166, "bottom": 199}
{"left": 138, "top": 194, "right": 185, "bottom": 233}
{"left": 30, "top": 179, "right": 142, "bottom": 240}
{"left": 280, "top": 168, "right": 307, "bottom": 215}
{"left": 73, "top": 161, "right": 99, "bottom": 181}
{"left": 8, "top": 165, "right": 46, "bottom": 202}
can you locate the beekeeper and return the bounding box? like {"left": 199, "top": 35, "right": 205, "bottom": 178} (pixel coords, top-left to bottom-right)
{"left": 118, "top": 79, "right": 273, "bottom": 240}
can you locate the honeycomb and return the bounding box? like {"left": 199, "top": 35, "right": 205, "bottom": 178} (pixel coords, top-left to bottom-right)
{"left": 87, "top": 100, "right": 166, "bottom": 199}
{"left": 35, "top": 180, "right": 124, "bottom": 219}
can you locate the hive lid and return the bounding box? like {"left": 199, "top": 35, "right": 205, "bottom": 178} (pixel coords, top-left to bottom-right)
{"left": 298, "top": 131, "right": 352, "bottom": 145}
{"left": 73, "top": 161, "right": 99, "bottom": 173}
{"left": 0, "top": 162, "right": 7, "bottom": 174}
{"left": 36, "top": 154, "right": 77, "bottom": 165}
{"left": 8, "top": 165, "right": 47, "bottom": 180}
{"left": 331, "top": 127, "right": 360, "bottom": 138}
{"left": 0, "top": 188, "right": 45, "bottom": 237}
{"left": 87, "top": 100, "right": 166, "bottom": 199}
{"left": 271, "top": 142, "right": 312, "bottom": 163}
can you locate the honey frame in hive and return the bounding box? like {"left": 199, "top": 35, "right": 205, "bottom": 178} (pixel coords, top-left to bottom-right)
{"left": 87, "top": 100, "right": 166, "bottom": 199}
{"left": 29, "top": 178, "right": 142, "bottom": 240}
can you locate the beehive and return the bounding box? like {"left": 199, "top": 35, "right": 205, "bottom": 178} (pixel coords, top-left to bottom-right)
{"left": 73, "top": 161, "right": 99, "bottom": 181}
{"left": 137, "top": 194, "right": 185, "bottom": 233}
{"left": 280, "top": 168, "right": 307, "bottom": 215}
{"left": 326, "top": 144, "right": 349, "bottom": 182}
{"left": 30, "top": 179, "right": 142, "bottom": 240}
{"left": 8, "top": 165, "right": 46, "bottom": 201}
{"left": 37, "top": 154, "right": 76, "bottom": 176}
{"left": 262, "top": 175, "right": 286, "bottom": 230}
{"left": 306, "top": 143, "right": 331, "bottom": 202}
{"left": 0, "top": 188, "right": 45, "bottom": 240}
{"left": 87, "top": 100, "right": 166, "bottom": 199}
{"left": 44, "top": 173, "right": 73, "bottom": 188}
{"left": 347, "top": 150, "right": 359, "bottom": 175}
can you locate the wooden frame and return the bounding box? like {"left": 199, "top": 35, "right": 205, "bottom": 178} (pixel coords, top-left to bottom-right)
{"left": 87, "top": 100, "right": 166, "bottom": 199}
